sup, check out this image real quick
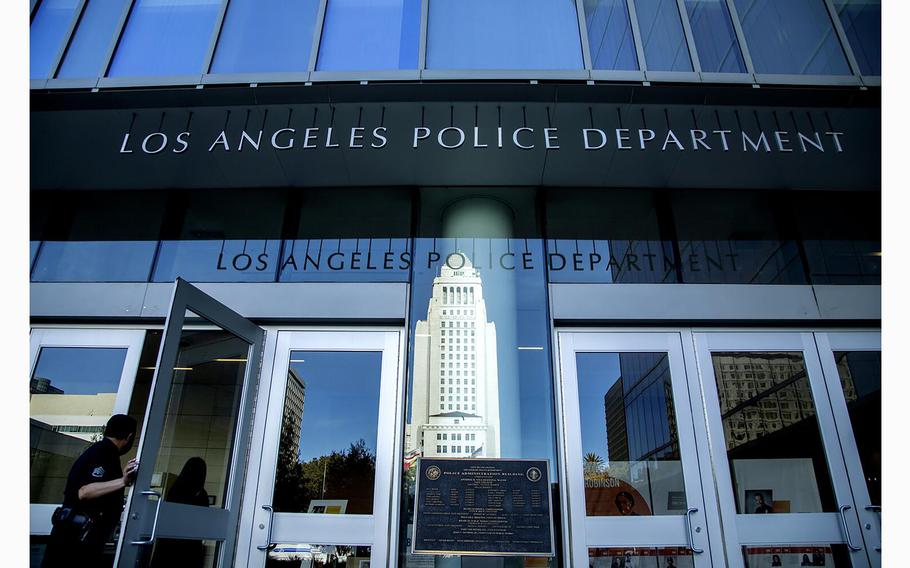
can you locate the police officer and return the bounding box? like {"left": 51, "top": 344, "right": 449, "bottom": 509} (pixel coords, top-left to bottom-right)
{"left": 42, "top": 414, "right": 139, "bottom": 568}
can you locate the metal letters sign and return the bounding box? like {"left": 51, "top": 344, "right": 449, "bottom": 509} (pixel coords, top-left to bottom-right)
{"left": 412, "top": 458, "right": 555, "bottom": 556}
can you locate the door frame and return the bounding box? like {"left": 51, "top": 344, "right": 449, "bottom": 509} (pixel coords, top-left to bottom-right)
{"left": 114, "top": 278, "right": 266, "bottom": 567}
{"left": 28, "top": 327, "right": 147, "bottom": 536}
{"left": 237, "top": 327, "right": 407, "bottom": 568}
{"left": 555, "top": 330, "right": 719, "bottom": 567}
{"left": 692, "top": 330, "right": 870, "bottom": 567}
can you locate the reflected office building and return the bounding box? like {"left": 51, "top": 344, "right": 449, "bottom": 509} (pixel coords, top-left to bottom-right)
{"left": 407, "top": 256, "right": 501, "bottom": 459}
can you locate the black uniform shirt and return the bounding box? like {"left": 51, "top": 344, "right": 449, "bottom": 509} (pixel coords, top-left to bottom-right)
{"left": 62, "top": 437, "right": 125, "bottom": 532}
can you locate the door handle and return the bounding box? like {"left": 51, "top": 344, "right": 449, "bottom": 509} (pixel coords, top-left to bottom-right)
{"left": 685, "top": 507, "right": 704, "bottom": 554}
{"left": 130, "top": 490, "right": 163, "bottom": 546}
{"left": 838, "top": 505, "right": 863, "bottom": 552}
{"left": 256, "top": 505, "right": 276, "bottom": 551}
{"left": 865, "top": 505, "right": 881, "bottom": 552}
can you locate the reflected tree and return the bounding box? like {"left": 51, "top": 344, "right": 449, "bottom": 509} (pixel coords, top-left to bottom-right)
{"left": 274, "top": 414, "right": 376, "bottom": 514}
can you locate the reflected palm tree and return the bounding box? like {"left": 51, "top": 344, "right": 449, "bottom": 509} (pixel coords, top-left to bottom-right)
{"left": 584, "top": 452, "right": 604, "bottom": 474}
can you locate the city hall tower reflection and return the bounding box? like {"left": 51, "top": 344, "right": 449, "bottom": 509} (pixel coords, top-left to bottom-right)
{"left": 407, "top": 255, "right": 502, "bottom": 459}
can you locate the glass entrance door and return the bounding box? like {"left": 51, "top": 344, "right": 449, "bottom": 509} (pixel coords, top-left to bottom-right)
{"left": 241, "top": 330, "right": 403, "bottom": 567}
{"left": 557, "top": 332, "right": 720, "bottom": 568}
{"left": 692, "top": 332, "right": 871, "bottom": 568}
{"left": 815, "top": 331, "right": 881, "bottom": 566}
{"left": 115, "top": 278, "right": 265, "bottom": 567}
{"left": 29, "top": 328, "right": 147, "bottom": 539}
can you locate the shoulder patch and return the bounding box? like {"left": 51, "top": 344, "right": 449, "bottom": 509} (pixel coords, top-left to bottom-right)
{"left": 91, "top": 466, "right": 105, "bottom": 478}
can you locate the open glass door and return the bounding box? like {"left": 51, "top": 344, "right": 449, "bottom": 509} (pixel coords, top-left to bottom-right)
{"left": 693, "top": 331, "right": 870, "bottom": 568}
{"left": 242, "top": 330, "right": 403, "bottom": 568}
{"left": 557, "top": 331, "right": 719, "bottom": 568}
{"left": 116, "top": 278, "right": 265, "bottom": 567}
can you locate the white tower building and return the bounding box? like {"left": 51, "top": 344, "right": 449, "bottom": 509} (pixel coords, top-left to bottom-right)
{"left": 407, "top": 255, "right": 500, "bottom": 458}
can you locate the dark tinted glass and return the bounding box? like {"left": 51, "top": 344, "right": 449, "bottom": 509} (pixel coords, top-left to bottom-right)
{"left": 671, "top": 190, "right": 806, "bottom": 284}
{"left": 732, "top": 0, "right": 851, "bottom": 75}
{"left": 107, "top": 0, "right": 221, "bottom": 77}
{"left": 545, "top": 189, "right": 676, "bottom": 284}
{"left": 584, "top": 0, "right": 639, "bottom": 71}
{"left": 56, "top": 0, "right": 129, "bottom": 78}
{"left": 833, "top": 0, "right": 880, "bottom": 75}
{"left": 684, "top": 0, "right": 746, "bottom": 72}
{"left": 793, "top": 191, "right": 880, "bottom": 285}
{"left": 712, "top": 352, "right": 838, "bottom": 513}
{"left": 30, "top": 191, "right": 165, "bottom": 282}
{"left": 426, "top": 0, "right": 584, "bottom": 69}
{"left": 316, "top": 0, "right": 420, "bottom": 71}
{"left": 30, "top": 0, "right": 80, "bottom": 79}
{"left": 633, "top": 0, "right": 693, "bottom": 71}
{"left": 834, "top": 351, "right": 880, "bottom": 504}
{"left": 209, "top": 0, "right": 320, "bottom": 74}
{"left": 152, "top": 189, "right": 286, "bottom": 282}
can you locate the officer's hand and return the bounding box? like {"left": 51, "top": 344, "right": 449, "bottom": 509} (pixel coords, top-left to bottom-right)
{"left": 123, "top": 459, "right": 139, "bottom": 487}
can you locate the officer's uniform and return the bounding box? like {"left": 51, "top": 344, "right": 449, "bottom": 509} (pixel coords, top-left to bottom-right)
{"left": 42, "top": 437, "right": 126, "bottom": 568}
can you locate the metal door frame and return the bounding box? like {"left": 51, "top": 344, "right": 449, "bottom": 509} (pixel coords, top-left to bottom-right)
{"left": 556, "top": 330, "right": 717, "bottom": 567}
{"left": 115, "top": 278, "right": 265, "bottom": 567}
{"left": 28, "top": 328, "right": 147, "bottom": 536}
{"left": 692, "top": 331, "right": 870, "bottom": 568}
{"left": 240, "top": 328, "right": 406, "bottom": 568}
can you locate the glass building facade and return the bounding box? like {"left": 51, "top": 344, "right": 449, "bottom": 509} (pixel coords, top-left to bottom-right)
{"left": 29, "top": 1, "right": 880, "bottom": 567}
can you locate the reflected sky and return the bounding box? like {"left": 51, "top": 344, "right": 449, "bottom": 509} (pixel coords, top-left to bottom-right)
{"left": 576, "top": 352, "right": 621, "bottom": 461}
{"left": 291, "top": 351, "right": 382, "bottom": 462}
{"left": 32, "top": 347, "right": 127, "bottom": 395}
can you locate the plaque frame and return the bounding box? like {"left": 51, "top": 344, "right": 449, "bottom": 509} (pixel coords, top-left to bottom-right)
{"left": 410, "top": 457, "right": 556, "bottom": 557}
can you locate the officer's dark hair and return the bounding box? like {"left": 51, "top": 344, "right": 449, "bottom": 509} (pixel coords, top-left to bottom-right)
{"left": 104, "top": 414, "right": 137, "bottom": 440}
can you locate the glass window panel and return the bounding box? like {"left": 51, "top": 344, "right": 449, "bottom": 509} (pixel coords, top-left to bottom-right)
{"left": 583, "top": 0, "right": 639, "bottom": 70}
{"left": 56, "top": 0, "right": 130, "bottom": 79}
{"left": 426, "top": 0, "right": 584, "bottom": 70}
{"left": 832, "top": 0, "right": 880, "bottom": 75}
{"left": 792, "top": 190, "right": 880, "bottom": 285}
{"left": 209, "top": 0, "right": 320, "bottom": 74}
{"left": 153, "top": 239, "right": 281, "bottom": 282}
{"left": 577, "top": 352, "right": 686, "bottom": 516}
{"left": 107, "top": 0, "right": 221, "bottom": 77}
{"left": 545, "top": 189, "right": 676, "bottom": 284}
{"left": 834, "top": 351, "right": 880, "bottom": 504}
{"left": 633, "top": 0, "right": 693, "bottom": 71}
{"left": 152, "top": 188, "right": 286, "bottom": 283}
{"left": 30, "top": 347, "right": 129, "bottom": 504}
{"left": 279, "top": 238, "right": 411, "bottom": 282}
{"left": 316, "top": 0, "right": 420, "bottom": 71}
{"left": 731, "top": 0, "right": 851, "bottom": 75}
{"left": 683, "top": 0, "right": 746, "bottom": 72}
{"left": 671, "top": 190, "right": 808, "bottom": 284}
{"left": 400, "top": 189, "right": 560, "bottom": 568}
{"left": 743, "top": 545, "right": 852, "bottom": 567}
{"left": 267, "top": 545, "right": 371, "bottom": 568}
{"left": 711, "top": 352, "right": 837, "bottom": 513}
{"left": 148, "top": 323, "right": 249, "bottom": 509}
{"left": 273, "top": 351, "right": 382, "bottom": 514}
{"left": 30, "top": 0, "right": 80, "bottom": 79}
{"left": 590, "top": 547, "right": 694, "bottom": 567}
{"left": 32, "top": 241, "right": 157, "bottom": 282}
